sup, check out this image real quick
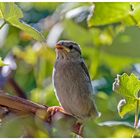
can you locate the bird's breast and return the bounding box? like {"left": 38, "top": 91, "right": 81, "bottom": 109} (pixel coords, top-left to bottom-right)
{"left": 53, "top": 61, "right": 80, "bottom": 94}
{"left": 53, "top": 60, "right": 96, "bottom": 119}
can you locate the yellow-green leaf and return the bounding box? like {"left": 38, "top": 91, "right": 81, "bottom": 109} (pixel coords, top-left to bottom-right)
{"left": 113, "top": 73, "right": 140, "bottom": 99}
{"left": 117, "top": 98, "right": 136, "bottom": 118}
{"left": 88, "top": 3, "right": 131, "bottom": 27}
{"left": 0, "top": 3, "right": 23, "bottom": 20}
{"left": 113, "top": 73, "right": 140, "bottom": 118}
{"left": 10, "top": 20, "right": 45, "bottom": 42}
{"left": 0, "top": 2, "right": 45, "bottom": 41}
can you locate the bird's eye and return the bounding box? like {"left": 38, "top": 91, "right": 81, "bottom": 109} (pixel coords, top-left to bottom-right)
{"left": 69, "top": 45, "right": 73, "bottom": 50}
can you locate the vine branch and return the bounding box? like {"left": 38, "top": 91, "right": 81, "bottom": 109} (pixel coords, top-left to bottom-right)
{"left": 0, "top": 91, "right": 81, "bottom": 137}
{"left": 8, "top": 77, "right": 27, "bottom": 99}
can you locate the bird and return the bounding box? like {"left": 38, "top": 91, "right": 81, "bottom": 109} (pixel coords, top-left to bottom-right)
{"left": 51, "top": 40, "right": 100, "bottom": 122}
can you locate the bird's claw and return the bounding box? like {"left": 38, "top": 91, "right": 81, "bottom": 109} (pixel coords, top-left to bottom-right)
{"left": 46, "top": 106, "right": 66, "bottom": 122}
{"left": 47, "top": 106, "right": 65, "bottom": 116}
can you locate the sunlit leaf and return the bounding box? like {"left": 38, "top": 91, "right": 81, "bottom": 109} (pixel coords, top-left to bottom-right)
{"left": 99, "top": 120, "right": 133, "bottom": 127}
{"left": 113, "top": 73, "right": 140, "bottom": 118}
{"left": 88, "top": 3, "right": 131, "bottom": 27}
{"left": 131, "top": 3, "right": 140, "bottom": 26}
{"left": 0, "top": 3, "right": 45, "bottom": 41}
{"left": 0, "top": 3, "right": 23, "bottom": 20}
{"left": 10, "top": 20, "right": 45, "bottom": 42}
{"left": 117, "top": 98, "right": 136, "bottom": 118}
{"left": 113, "top": 73, "right": 140, "bottom": 98}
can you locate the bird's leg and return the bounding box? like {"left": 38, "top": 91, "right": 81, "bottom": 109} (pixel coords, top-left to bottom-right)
{"left": 47, "top": 106, "right": 84, "bottom": 136}
{"left": 78, "top": 124, "right": 84, "bottom": 137}
{"left": 73, "top": 122, "right": 84, "bottom": 137}
{"left": 47, "top": 106, "right": 72, "bottom": 122}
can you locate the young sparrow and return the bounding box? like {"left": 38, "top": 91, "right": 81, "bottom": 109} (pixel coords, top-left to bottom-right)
{"left": 52, "top": 40, "right": 99, "bottom": 121}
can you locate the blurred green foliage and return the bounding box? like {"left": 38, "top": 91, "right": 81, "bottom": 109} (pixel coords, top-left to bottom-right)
{"left": 0, "top": 57, "right": 6, "bottom": 66}
{"left": 1, "top": 2, "right": 140, "bottom": 138}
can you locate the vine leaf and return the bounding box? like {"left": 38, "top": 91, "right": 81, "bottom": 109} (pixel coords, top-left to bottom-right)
{"left": 88, "top": 3, "right": 130, "bottom": 27}
{"left": 117, "top": 98, "right": 136, "bottom": 118}
{"left": 0, "top": 3, "right": 45, "bottom": 41}
{"left": 131, "top": 3, "right": 140, "bottom": 26}
{"left": 88, "top": 3, "right": 140, "bottom": 27}
{"left": 113, "top": 73, "right": 140, "bottom": 118}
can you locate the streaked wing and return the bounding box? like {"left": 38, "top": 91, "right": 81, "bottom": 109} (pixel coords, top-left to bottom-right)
{"left": 80, "top": 59, "right": 91, "bottom": 82}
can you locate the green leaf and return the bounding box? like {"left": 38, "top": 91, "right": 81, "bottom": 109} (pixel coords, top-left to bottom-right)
{"left": 88, "top": 3, "right": 131, "bottom": 27}
{"left": 0, "top": 3, "right": 44, "bottom": 41}
{"left": 113, "top": 73, "right": 140, "bottom": 99}
{"left": 99, "top": 120, "right": 133, "bottom": 127}
{"left": 117, "top": 98, "right": 136, "bottom": 118}
{"left": 0, "top": 3, "right": 23, "bottom": 20}
{"left": 10, "top": 20, "right": 45, "bottom": 42}
{"left": 0, "top": 57, "right": 6, "bottom": 66}
{"left": 113, "top": 73, "right": 140, "bottom": 118}
{"left": 131, "top": 3, "right": 140, "bottom": 24}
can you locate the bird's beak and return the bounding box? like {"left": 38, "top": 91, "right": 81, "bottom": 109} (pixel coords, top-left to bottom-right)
{"left": 56, "top": 43, "right": 63, "bottom": 50}
{"left": 56, "top": 44, "right": 70, "bottom": 52}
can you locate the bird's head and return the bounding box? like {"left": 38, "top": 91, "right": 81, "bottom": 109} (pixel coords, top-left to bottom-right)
{"left": 55, "top": 40, "right": 81, "bottom": 60}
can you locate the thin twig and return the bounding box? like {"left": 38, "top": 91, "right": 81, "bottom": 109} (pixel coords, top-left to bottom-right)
{"left": 134, "top": 100, "right": 139, "bottom": 128}
{"left": 0, "top": 92, "right": 46, "bottom": 113}
{"left": 8, "top": 77, "right": 27, "bottom": 99}
{"left": 0, "top": 91, "right": 82, "bottom": 136}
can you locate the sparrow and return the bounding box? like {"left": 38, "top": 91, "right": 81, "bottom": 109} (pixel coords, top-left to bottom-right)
{"left": 52, "top": 40, "right": 99, "bottom": 121}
